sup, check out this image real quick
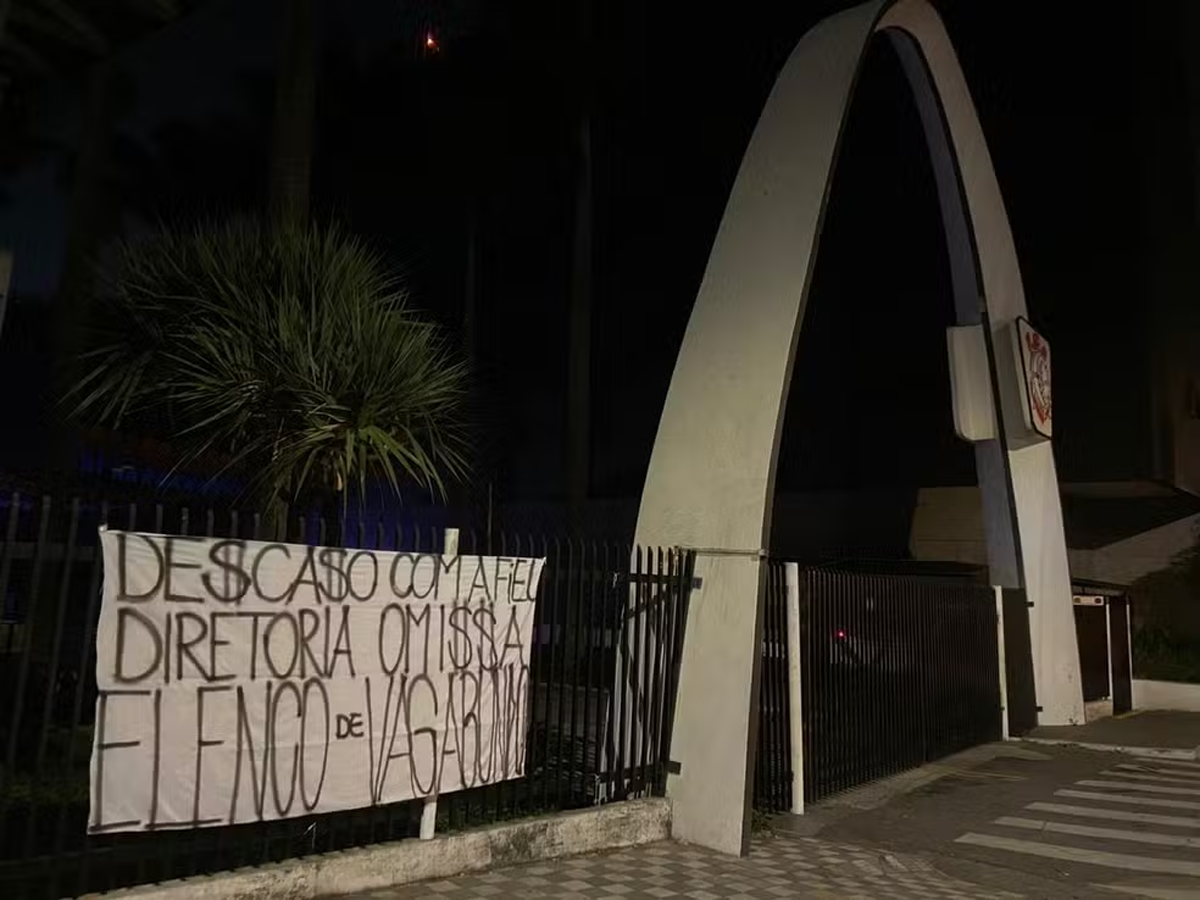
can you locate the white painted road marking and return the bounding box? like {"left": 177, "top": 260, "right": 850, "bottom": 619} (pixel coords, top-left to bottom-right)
{"left": 994, "top": 815, "right": 1200, "bottom": 849}
{"left": 1077, "top": 780, "right": 1200, "bottom": 797}
{"left": 1132, "top": 759, "right": 1200, "bottom": 772}
{"left": 1028, "top": 801, "right": 1200, "bottom": 829}
{"left": 1115, "top": 763, "right": 1200, "bottom": 780}
{"left": 1102, "top": 770, "right": 1200, "bottom": 786}
{"left": 955, "top": 832, "right": 1200, "bottom": 876}
{"left": 1057, "top": 789, "right": 1200, "bottom": 811}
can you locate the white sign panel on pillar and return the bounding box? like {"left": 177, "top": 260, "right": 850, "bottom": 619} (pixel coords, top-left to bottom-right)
{"left": 1014, "top": 316, "right": 1052, "bottom": 440}
{"left": 87, "top": 530, "right": 545, "bottom": 835}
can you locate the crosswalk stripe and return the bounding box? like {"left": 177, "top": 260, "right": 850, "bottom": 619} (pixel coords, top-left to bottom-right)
{"left": 1115, "top": 763, "right": 1200, "bottom": 780}
{"left": 1132, "top": 763, "right": 1200, "bottom": 777}
{"left": 1078, "top": 780, "right": 1200, "bottom": 797}
{"left": 1102, "top": 770, "right": 1200, "bottom": 786}
{"left": 1028, "top": 802, "right": 1200, "bottom": 829}
{"left": 1057, "top": 789, "right": 1200, "bottom": 811}
{"left": 994, "top": 815, "right": 1200, "bottom": 849}
{"left": 955, "top": 832, "right": 1200, "bottom": 875}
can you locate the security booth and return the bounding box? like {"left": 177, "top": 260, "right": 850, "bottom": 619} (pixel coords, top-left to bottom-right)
{"left": 1072, "top": 579, "right": 1133, "bottom": 720}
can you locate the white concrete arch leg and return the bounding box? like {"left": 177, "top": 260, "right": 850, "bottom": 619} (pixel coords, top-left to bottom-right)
{"left": 634, "top": 0, "right": 1082, "bottom": 856}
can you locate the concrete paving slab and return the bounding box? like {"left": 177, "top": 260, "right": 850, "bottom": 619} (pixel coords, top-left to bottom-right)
{"left": 1029, "top": 712, "right": 1200, "bottom": 755}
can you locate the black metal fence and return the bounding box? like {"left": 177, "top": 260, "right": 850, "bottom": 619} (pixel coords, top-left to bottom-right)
{"left": 801, "top": 568, "right": 1002, "bottom": 803}
{"left": 0, "top": 492, "right": 693, "bottom": 900}
{"left": 753, "top": 563, "right": 793, "bottom": 813}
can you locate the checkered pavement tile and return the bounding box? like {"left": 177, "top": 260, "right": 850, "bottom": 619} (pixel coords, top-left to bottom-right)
{"left": 347, "top": 833, "right": 1023, "bottom": 899}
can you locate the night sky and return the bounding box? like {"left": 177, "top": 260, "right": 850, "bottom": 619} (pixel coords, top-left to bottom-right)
{"left": 0, "top": 1, "right": 1192, "bottom": 517}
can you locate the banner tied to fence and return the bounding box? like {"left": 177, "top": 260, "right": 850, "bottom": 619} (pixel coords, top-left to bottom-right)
{"left": 88, "top": 530, "right": 545, "bottom": 834}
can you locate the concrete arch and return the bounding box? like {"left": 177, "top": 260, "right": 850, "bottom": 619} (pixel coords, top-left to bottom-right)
{"left": 635, "top": 0, "right": 1082, "bottom": 855}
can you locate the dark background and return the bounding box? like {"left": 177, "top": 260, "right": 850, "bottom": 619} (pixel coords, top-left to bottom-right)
{"left": 0, "top": 1, "right": 1191, "bottom": 516}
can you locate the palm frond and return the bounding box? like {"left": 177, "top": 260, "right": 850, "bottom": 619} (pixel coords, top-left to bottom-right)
{"left": 69, "top": 217, "right": 471, "bottom": 509}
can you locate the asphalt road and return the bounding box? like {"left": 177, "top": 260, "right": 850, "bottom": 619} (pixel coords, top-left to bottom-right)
{"left": 781, "top": 742, "right": 1200, "bottom": 899}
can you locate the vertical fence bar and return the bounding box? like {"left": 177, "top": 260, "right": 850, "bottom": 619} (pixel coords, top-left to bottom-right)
{"left": 599, "top": 540, "right": 616, "bottom": 802}
{"left": 835, "top": 571, "right": 848, "bottom": 796}
{"left": 802, "top": 569, "right": 815, "bottom": 804}
{"left": 883, "top": 577, "right": 899, "bottom": 779}
{"left": 568, "top": 538, "right": 588, "bottom": 806}
{"left": 899, "top": 577, "right": 915, "bottom": 770}
{"left": 6, "top": 496, "right": 51, "bottom": 795}
{"left": 775, "top": 564, "right": 790, "bottom": 810}
{"left": 761, "top": 566, "right": 775, "bottom": 809}
{"left": 539, "top": 535, "right": 555, "bottom": 812}
{"left": 994, "top": 586, "right": 1009, "bottom": 741}
{"left": 37, "top": 495, "right": 81, "bottom": 781}
{"left": 0, "top": 494, "right": 23, "bottom": 891}
{"left": 757, "top": 566, "right": 772, "bottom": 809}
{"left": 657, "top": 549, "right": 689, "bottom": 798}
{"left": 23, "top": 499, "right": 81, "bottom": 867}
{"left": 635, "top": 546, "right": 652, "bottom": 794}
{"left": 805, "top": 569, "right": 818, "bottom": 801}
{"left": 552, "top": 538, "right": 571, "bottom": 810}
{"left": 614, "top": 545, "right": 631, "bottom": 801}
{"left": 844, "top": 571, "right": 858, "bottom": 792}
{"left": 0, "top": 494, "right": 20, "bottom": 661}
{"left": 865, "top": 573, "right": 877, "bottom": 784}
{"left": 823, "top": 570, "right": 836, "bottom": 799}
{"left": 652, "top": 550, "right": 676, "bottom": 796}
{"left": 55, "top": 501, "right": 107, "bottom": 871}
{"left": 784, "top": 563, "right": 804, "bottom": 814}
{"left": 837, "top": 571, "right": 847, "bottom": 792}
{"left": 646, "top": 549, "right": 665, "bottom": 794}
{"left": 581, "top": 540, "right": 599, "bottom": 801}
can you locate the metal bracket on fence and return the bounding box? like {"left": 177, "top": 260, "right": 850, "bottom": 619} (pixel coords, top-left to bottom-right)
{"left": 680, "top": 546, "right": 769, "bottom": 559}
{"left": 666, "top": 760, "right": 682, "bottom": 775}
{"left": 614, "top": 573, "right": 703, "bottom": 590}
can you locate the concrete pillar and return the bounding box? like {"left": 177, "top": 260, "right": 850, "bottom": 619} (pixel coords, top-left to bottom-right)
{"left": 635, "top": 0, "right": 1082, "bottom": 857}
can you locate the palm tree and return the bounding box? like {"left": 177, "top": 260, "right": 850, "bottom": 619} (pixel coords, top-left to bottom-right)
{"left": 66, "top": 218, "right": 470, "bottom": 513}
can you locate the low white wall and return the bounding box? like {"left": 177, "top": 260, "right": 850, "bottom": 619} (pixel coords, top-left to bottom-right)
{"left": 82, "top": 799, "right": 670, "bottom": 900}
{"left": 1134, "top": 679, "right": 1200, "bottom": 712}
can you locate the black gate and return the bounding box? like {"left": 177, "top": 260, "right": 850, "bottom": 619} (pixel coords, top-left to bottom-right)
{"left": 801, "top": 569, "right": 1002, "bottom": 803}
{"left": 753, "top": 563, "right": 793, "bottom": 812}
{"left": 1109, "top": 595, "right": 1132, "bottom": 715}
{"left": 1000, "top": 588, "right": 1038, "bottom": 736}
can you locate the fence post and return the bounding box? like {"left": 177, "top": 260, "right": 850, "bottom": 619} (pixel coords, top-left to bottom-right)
{"left": 419, "top": 526, "right": 459, "bottom": 840}
{"left": 784, "top": 562, "right": 804, "bottom": 815}
{"left": 994, "top": 585, "right": 1009, "bottom": 742}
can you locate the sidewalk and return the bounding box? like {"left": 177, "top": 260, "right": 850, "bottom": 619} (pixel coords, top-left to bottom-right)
{"left": 345, "top": 834, "right": 1023, "bottom": 900}
{"left": 1028, "top": 711, "right": 1200, "bottom": 758}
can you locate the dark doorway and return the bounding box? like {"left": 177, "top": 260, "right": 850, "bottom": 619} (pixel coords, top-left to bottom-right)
{"left": 1109, "top": 595, "right": 1133, "bottom": 715}
{"left": 1001, "top": 588, "right": 1038, "bottom": 736}
{"left": 1074, "top": 602, "right": 1110, "bottom": 703}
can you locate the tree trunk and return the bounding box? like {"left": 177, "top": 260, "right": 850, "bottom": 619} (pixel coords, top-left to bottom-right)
{"left": 52, "top": 59, "right": 120, "bottom": 474}
{"left": 464, "top": 207, "right": 479, "bottom": 365}
{"left": 0, "top": 0, "right": 11, "bottom": 107}
{"left": 56, "top": 59, "right": 118, "bottom": 359}
{"left": 565, "top": 114, "right": 593, "bottom": 523}
{"left": 566, "top": 0, "right": 594, "bottom": 526}
{"left": 269, "top": 0, "right": 317, "bottom": 231}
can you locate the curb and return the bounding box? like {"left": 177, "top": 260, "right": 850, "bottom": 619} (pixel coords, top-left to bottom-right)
{"left": 81, "top": 798, "right": 671, "bottom": 900}
{"left": 1020, "top": 737, "right": 1200, "bottom": 761}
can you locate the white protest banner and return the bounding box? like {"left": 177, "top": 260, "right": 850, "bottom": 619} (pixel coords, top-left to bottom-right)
{"left": 88, "top": 530, "right": 544, "bottom": 834}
